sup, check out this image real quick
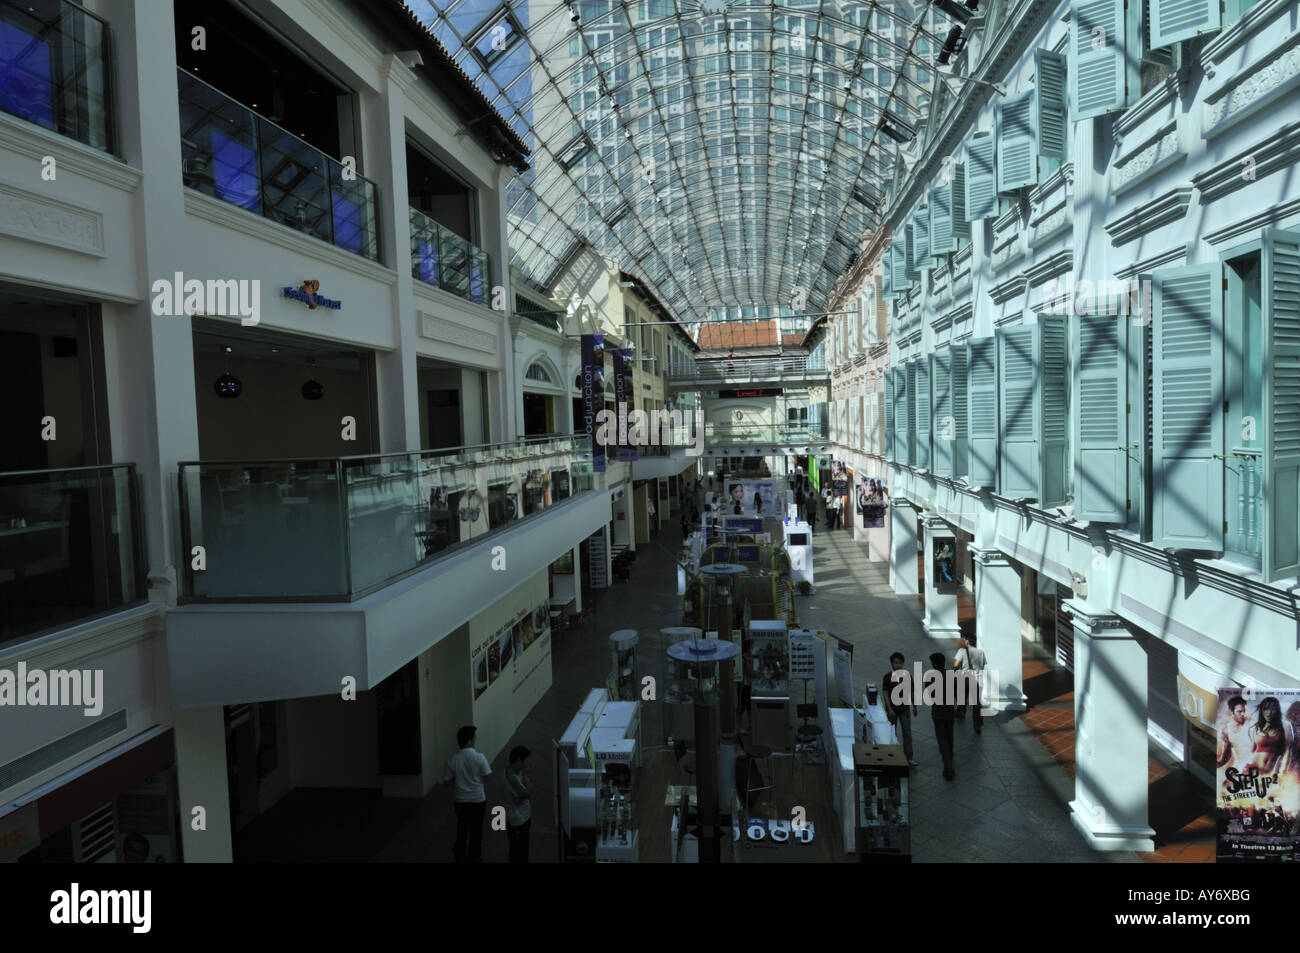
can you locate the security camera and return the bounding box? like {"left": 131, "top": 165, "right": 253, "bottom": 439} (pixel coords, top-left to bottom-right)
{"left": 395, "top": 50, "right": 423, "bottom": 69}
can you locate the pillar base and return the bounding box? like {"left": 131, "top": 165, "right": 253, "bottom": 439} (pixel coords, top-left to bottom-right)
{"left": 1069, "top": 800, "right": 1155, "bottom": 853}
{"left": 922, "top": 621, "right": 962, "bottom": 639}
{"left": 984, "top": 686, "right": 1028, "bottom": 714}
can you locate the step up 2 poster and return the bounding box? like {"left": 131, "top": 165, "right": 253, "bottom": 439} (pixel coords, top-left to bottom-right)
{"left": 1215, "top": 688, "right": 1300, "bottom": 861}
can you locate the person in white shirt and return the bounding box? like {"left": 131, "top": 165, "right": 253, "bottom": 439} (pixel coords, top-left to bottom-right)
{"left": 862, "top": 683, "right": 897, "bottom": 745}
{"left": 443, "top": 725, "right": 492, "bottom": 862}
{"left": 953, "top": 634, "right": 988, "bottom": 733}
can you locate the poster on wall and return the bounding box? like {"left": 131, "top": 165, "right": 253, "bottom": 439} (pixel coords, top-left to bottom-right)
{"left": 471, "top": 601, "right": 554, "bottom": 702}
{"left": 859, "top": 477, "right": 888, "bottom": 529}
{"left": 932, "top": 538, "right": 960, "bottom": 587}
{"left": 1215, "top": 688, "right": 1300, "bottom": 861}
{"left": 614, "top": 347, "right": 637, "bottom": 462}
{"left": 582, "top": 334, "right": 606, "bottom": 472}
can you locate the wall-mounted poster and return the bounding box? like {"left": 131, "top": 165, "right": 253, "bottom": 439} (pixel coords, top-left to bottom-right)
{"left": 859, "top": 477, "right": 888, "bottom": 529}
{"left": 932, "top": 539, "right": 960, "bottom": 587}
{"left": 1216, "top": 688, "right": 1300, "bottom": 861}
{"left": 471, "top": 600, "right": 554, "bottom": 701}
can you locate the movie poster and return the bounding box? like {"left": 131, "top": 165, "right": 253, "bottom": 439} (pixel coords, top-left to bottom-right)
{"left": 582, "top": 334, "right": 606, "bottom": 472}
{"left": 932, "top": 538, "right": 960, "bottom": 586}
{"left": 1215, "top": 688, "right": 1300, "bottom": 862}
{"left": 859, "top": 477, "right": 888, "bottom": 528}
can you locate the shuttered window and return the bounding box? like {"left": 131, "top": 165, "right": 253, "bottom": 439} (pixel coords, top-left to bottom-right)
{"left": 932, "top": 347, "right": 955, "bottom": 477}
{"left": 997, "top": 316, "right": 1070, "bottom": 504}
{"left": 996, "top": 89, "right": 1037, "bottom": 192}
{"left": 965, "top": 135, "right": 998, "bottom": 221}
{"left": 1152, "top": 264, "right": 1224, "bottom": 551}
{"left": 884, "top": 366, "right": 896, "bottom": 460}
{"left": 1074, "top": 312, "right": 1129, "bottom": 522}
{"left": 1042, "top": 314, "right": 1070, "bottom": 508}
{"left": 952, "top": 342, "right": 970, "bottom": 478}
{"left": 914, "top": 356, "right": 931, "bottom": 470}
{"left": 1261, "top": 229, "right": 1300, "bottom": 581}
{"left": 1150, "top": 0, "right": 1220, "bottom": 49}
{"left": 902, "top": 360, "right": 916, "bottom": 466}
{"left": 913, "top": 205, "right": 931, "bottom": 270}
{"left": 930, "top": 163, "right": 970, "bottom": 257}
{"left": 1069, "top": 0, "right": 1134, "bottom": 121}
{"left": 968, "top": 336, "right": 999, "bottom": 488}
{"left": 1036, "top": 49, "right": 1069, "bottom": 163}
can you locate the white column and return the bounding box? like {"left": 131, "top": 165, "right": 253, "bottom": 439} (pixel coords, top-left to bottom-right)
{"left": 1066, "top": 600, "right": 1156, "bottom": 852}
{"left": 970, "top": 546, "right": 1027, "bottom": 712}
{"left": 173, "top": 707, "right": 233, "bottom": 862}
{"left": 889, "top": 501, "right": 918, "bottom": 595}
{"left": 921, "top": 515, "right": 960, "bottom": 639}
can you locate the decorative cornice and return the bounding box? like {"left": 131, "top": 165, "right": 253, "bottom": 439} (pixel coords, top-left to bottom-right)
{"left": 1114, "top": 243, "right": 1189, "bottom": 280}
{"left": 1203, "top": 27, "right": 1300, "bottom": 138}
{"left": 184, "top": 191, "right": 398, "bottom": 284}
{"left": 1112, "top": 76, "right": 1181, "bottom": 143}
{"left": 1024, "top": 248, "right": 1075, "bottom": 287}
{"left": 1201, "top": 0, "right": 1298, "bottom": 76}
{"left": 1203, "top": 198, "right": 1300, "bottom": 246}
{"left": 1193, "top": 120, "right": 1300, "bottom": 202}
{"left": 1111, "top": 122, "right": 1183, "bottom": 197}
{"left": 989, "top": 272, "right": 1028, "bottom": 306}
{"left": 420, "top": 312, "right": 499, "bottom": 354}
{"left": 1029, "top": 162, "right": 1074, "bottom": 205}
{"left": 1060, "top": 598, "right": 1130, "bottom": 632}
{"left": 0, "top": 114, "right": 141, "bottom": 192}
{"left": 0, "top": 181, "right": 105, "bottom": 257}
{"left": 969, "top": 545, "right": 1013, "bottom": 567}
{"left": 1103, "top": 185, "right": 1194, "bottom": 246}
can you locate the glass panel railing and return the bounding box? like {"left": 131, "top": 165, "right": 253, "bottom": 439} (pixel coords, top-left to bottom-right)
{"left": 178, "top": 68, "right": 381, "bottom": 261}
{"left": 704, "top": 423, "right": 831, "bottom": 445}
{"left": 409, "top": 206, "right": 491, "bottom": 305}
{"left": 0, "top": 465, "right": 146, "bottom": 648}
{"left": 0, "top": 0, "right": 112, "bottom": 151}
{"left": 178, "top": 435, "right": 589, "bottom": 602}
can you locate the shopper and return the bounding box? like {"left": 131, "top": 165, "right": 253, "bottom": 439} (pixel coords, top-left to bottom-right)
{"left": 443, "top": 725, "right": 491, "bottom": 862}
{"left": 862, "top": 683, "right": 896, "bottom": 745}
{"left": 505, "top": 745, "right": 532, "bottom": 863}
{"left": 953, "top": 633, "right": 987, "bottom": 733}
{"left": 929, "top": 652, "right": 957, "bottom": 780}
{"left": 754, "top": 490, "right": 763, "bottom": 514}
{"left": 805, "top": 497, "right": 817, "bottom": 533}
{"left": 882, "top": 652, "right": 918, "bottom": 766}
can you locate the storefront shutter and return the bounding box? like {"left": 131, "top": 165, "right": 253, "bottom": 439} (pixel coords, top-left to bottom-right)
{"left": 999, "top": 324, "right": 1042, "bottom": 499}
{"left": 914, "top": 354, "right": 931, "bottom": 470}
{"left": 884, "top": 367, "right": 896, "bottom": 460}
{"left": 1074, "top": 311, "right": 1129, "bottom": 522}
{"left": 1153, "top": 263, "right": 1224, "bottom": 551}
{"left": 967, "top": 336, "right": 999, "bottom": 488}
{"left": 996, "top": 89, "right": 1037, "bottom": 192}
{"left": 952, "top": 342, "right": 970, "bottom": 478}
{"left": 965, "top": 135, "right": 998, "bottom": 221}
{"left": 1070, "top": 0, "right": 1129, "bottom": 121}
{"left": 1262, "top": 228, "right": 1300, "bottom": 581}
{"left": 931, "top": 346, "right": 954, "bottom": 476}
{"left": 1041, "top": 314, "right": 1070, "bottom": 508}
{"left": 1036, "top": 49, "right": 1069, "bottom": 162}
{"left": 1150, "top": 0, "right": 1220, "bottom": 49}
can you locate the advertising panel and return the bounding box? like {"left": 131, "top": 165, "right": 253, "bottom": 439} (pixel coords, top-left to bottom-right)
{"left": 1215, "top": 688, "right": 1300, "bottom": 862}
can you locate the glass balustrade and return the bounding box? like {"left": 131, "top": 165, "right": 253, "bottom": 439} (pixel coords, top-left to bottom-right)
{"left": 0, "top": 465, "right": 146, "bottom": 648}
{"left": 409, "top": 207, "right": 491, "bottom": 305}
{"left": 0, "top": 0, "right": 112, "bottom": 151}
{"left": 178, "top": 435, "right": 587, "bottom": 601}
{"left": 178, "top": 68, "right": 381, "bottom": 261}
{"left": 704, "top": 422, "right": 830, "bottom": 445}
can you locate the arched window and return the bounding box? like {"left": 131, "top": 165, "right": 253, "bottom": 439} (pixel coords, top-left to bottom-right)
{"left": 525, "top": 362, "right": 555, "bottom": 384}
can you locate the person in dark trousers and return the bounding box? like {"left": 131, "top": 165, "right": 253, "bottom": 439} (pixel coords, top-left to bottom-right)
{"left": 443, "top": 725, "right": 491, "bottom": 862}
{"left": 754, "top": 490, "right": 763, "bottom": 514}
{"left": 805, "top": 497, "right": 817, "bottom": 533}
{"left": 954, "top": 633, "right": 987, "bottom": 733}
{"left": 505, "top": 745, "right": 532, "bottom": 863}
{"left": 882, "top": 651, "right": 919, "bottom": 765}
{"left": 929, "top": 652, "right": 957, "bottom": 780}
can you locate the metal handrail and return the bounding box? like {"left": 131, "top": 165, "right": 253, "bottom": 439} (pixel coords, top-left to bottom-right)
{"left": 177, "top": 433, "right": 587, "bottom": 468}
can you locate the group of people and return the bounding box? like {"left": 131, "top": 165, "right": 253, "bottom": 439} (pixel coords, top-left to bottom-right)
{"left": 864, "top": 635, "right": 987, "bottom": 782}
{"left": 443, "top": 725, "right": 533, "bottom": 863}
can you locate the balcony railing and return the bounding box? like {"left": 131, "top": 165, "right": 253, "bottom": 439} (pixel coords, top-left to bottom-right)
{"left": 177, "top": 435, "right": 592, "bottom": 602}
{"left": 410, "top": 207, "right": 490, "bottom": 305}
{"left": 0, "top": 464, "right": 147, "bottom": 648}
{"left": 516, "top": 308, "right": 564, "bottom": 332}
{"left": 0, "top": 0, "right": 112, "bottom": 151}
{"left": 704, "top": 422, "right": 830, "bottom": 446}
{"left": 1227, "top": 448, "right": 1262, "bottom": 558}
{"left": 178, "top": 68, "right": 381, "bottom": 261}
{"left": 666, "top": 355, "right": 829, "bottom": 384}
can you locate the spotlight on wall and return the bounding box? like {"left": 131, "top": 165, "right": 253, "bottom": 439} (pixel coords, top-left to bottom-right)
{"left": 214, "top": 373, "right": 242, "bottom": 398}
{"left": 301, "top": 379, "right": 324, "bottom": 400}
{"left": 936, "top": 24, "right": 964, "bottom": 65}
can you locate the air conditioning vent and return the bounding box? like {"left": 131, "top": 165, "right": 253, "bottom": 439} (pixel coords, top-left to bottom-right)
{"left": 76, "top": 802, "right": 118, "bottom": 863}
{"left": 0, "top": 709, "right": 128, "bottom": 793}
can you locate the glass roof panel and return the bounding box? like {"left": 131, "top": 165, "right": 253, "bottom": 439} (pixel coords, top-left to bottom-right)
{"left": 412, "top": 0, "right": 947, "bottom": 322}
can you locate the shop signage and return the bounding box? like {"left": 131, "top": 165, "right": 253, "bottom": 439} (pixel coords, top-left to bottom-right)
{"left": 282, "top": 280, "right": 342, "bottom": 310}
{"left": 1176, "top": 672, "right": 1217, "bottom": 730}
{"left": 719, "top": 388, "right": 782, "bottom": 398}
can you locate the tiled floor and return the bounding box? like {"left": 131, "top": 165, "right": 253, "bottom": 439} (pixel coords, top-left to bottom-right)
{"left": 236, "top": 493, "right": 1206, "bottom": 862}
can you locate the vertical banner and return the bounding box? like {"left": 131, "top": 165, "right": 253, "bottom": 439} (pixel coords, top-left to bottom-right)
{"left": 582, "top": 334, "right": 605, "bottom": 472}
{"left": 614, "top": 347, "right": 637, "bottom": 461}
{"left": 1215, "top": 688, "right": 1300, "bottom": 861}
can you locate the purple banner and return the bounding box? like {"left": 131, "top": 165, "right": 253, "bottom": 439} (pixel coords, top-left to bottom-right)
{"left": 614, "top": 347, "right": 637, "bottom": 461}
{"left": 582, "top": 334, "right": 605, "bottom": 472}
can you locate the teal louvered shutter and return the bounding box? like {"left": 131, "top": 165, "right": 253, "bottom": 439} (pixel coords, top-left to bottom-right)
{"left": 931, "top": 347, "right": 953, "bottom": 476}
{"left": 891, "top": 233, "right": 911, "bottom": 292}
{"left": 1036, "top": 49, "right": 1069, "bottom": 163}
{"left": 997, "top": 89, "right": 1037, "bottom": 192}
{"left": 1150, "top": 0, "right": 1220, "bottom": 49}
{"left": 902, "top": 360, "right": 916, "bottom": 466}
{"left": 881, "top": 247, "right": 894, "bottom": 300}
{"left": 1152, "top": 264, "right": 1224, "bottom": 551}
{"left": 952, "top": 342, "right": 970, "bottom": 478}
{"left": 965, "top": 135, "right": 997, "bottom": 221}
{"left": 930, "top": 168, "right": 969, "bottom": 257}
{"left": 1041, "top": 314, "right": 1070, "bottom": 507}
{"left": 1262, "top": 228, "right": 1300, "bottom": 581}
{"left": 1070, "top": 0, "right": 1130, "bottom": 121}
{"left": 904, "top": 222, "right": 920, "bottom": 284}
{"left": 914, "top": 355, "right": 931, "bottom": 470}
{"left": 884, "top": 367, "right": 896, "bottom": 460}
{"left": 1074, "top": 312, "right": 1129, "bottom": 522}
{"left": 968, "top": 336, "right": 998, "bottom": 488}
{"left": 999, "top": 324, "right": 1042, "bottom": 500}
{"left": 913, "top": 206, "right": 930, "bottom": 269}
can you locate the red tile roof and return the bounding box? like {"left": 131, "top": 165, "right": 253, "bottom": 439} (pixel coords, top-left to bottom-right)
{"left": 696, "top": 320, "right": 778, "bottom": 350}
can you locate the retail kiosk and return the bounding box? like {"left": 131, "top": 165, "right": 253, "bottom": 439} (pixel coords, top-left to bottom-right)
{"left": 555, "top": 689, "right": 642, "bottom": 862}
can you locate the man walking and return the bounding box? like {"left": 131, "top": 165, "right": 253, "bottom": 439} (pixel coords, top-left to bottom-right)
{"left": 953, "top": 633, "right": 987, "bottom": 733}
{"left": 505, "top": 745, "right": 532, "bottom": 863}
{"left": 929, "top": 653, "right": 957, "bottom": 780}
{"left": 443, "top": 725, "right": 492, "bottom": 862}
{"left": 882, "top": 652, "right": 918, "bottom": 766}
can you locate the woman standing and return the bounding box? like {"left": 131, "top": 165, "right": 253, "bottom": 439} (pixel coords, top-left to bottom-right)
{"left": 1249, "top": 697, "right": 1288, "bottom": 776}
